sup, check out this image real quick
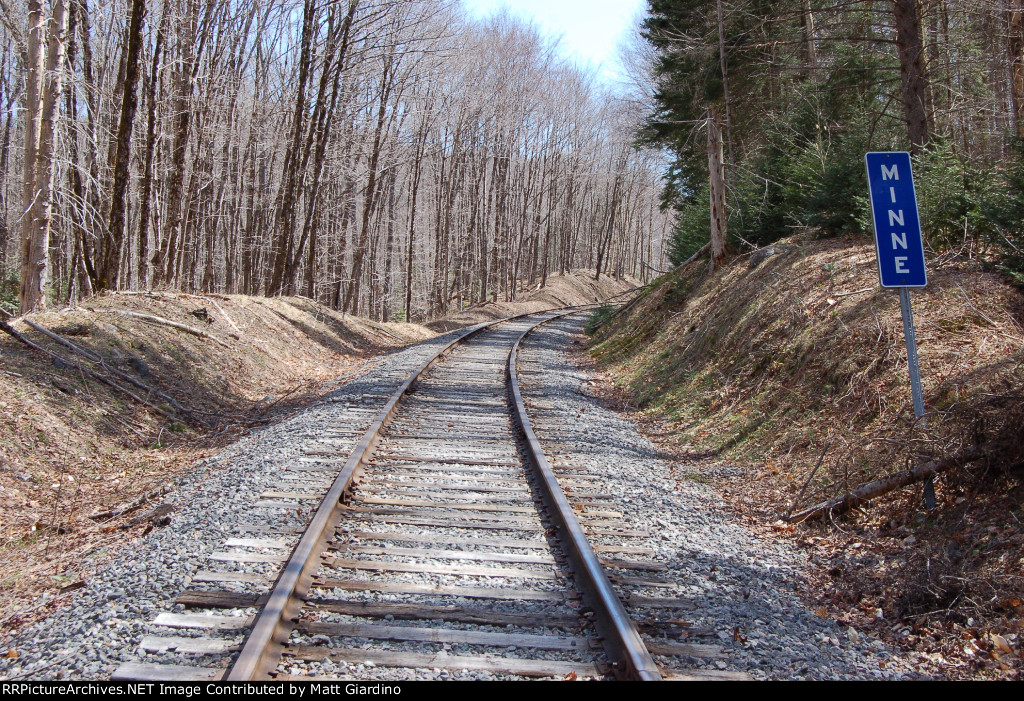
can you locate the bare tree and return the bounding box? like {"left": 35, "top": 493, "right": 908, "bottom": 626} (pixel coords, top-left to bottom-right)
{"left": 3, "top": 0, "right": 670, "bottom": 316}
{"left": 20, "top": 0, "right": 68, "bottom": 314}
{"left": 95, "top": 0, "right": 145, "bottom": 290}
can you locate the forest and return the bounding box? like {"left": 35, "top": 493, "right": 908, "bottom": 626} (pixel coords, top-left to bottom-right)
{"left": 0, "top": 0, "right": 670, "bottom": 320}
{"left": 6, "top": 0, "right": 1024, "bottom": 319}
{"left": 639, "top": 0, "right": 1024, "bottom": 283}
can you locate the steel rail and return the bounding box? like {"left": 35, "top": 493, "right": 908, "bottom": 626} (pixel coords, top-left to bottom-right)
{"left": 225, "top": 307, "right": 594, "bottom": 681}
{"left": 507, "top": 310, "right": 663, "bottom": 681}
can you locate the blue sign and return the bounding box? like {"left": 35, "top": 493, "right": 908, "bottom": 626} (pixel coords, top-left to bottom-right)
{"left": 865, "top": 152, "right": 927, "bottom": 288}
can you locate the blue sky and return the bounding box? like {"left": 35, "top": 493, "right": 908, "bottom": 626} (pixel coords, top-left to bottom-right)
{"left": 462, "top": 0, "right": 647, "bottom": 82}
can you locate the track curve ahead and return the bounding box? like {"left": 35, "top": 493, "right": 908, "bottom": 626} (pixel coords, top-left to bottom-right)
{"left": 114, "top": 307, "right": 663, "bottom": 682}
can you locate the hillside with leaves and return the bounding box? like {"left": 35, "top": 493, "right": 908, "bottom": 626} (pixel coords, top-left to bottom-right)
{"left": 587, "top": 237, "right": 1024, "bottom": 677}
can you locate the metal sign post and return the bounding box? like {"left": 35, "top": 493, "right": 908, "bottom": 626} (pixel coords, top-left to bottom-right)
{"left": 865, "top": 152, "right": 933, "bottom": 508}
{"left": 898, "top": 287, "right": 926, "bottom": 421}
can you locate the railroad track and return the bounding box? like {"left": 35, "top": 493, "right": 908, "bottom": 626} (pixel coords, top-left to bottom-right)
{"left": 112, "top": 307, "right": 723, "bottom": 682}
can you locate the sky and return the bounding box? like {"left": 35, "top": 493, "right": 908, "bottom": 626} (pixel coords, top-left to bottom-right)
{"left": 461, "top": 0, "right": 647, "bottom": 83}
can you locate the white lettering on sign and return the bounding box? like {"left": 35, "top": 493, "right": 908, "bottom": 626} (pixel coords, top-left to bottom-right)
{"left": 866, "top": 152, "right": 927, "bottom": 288}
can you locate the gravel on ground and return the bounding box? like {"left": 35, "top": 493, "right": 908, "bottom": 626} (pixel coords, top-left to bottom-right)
{"left": 0, "top": 327, "right": 483, "bottom": 681}
{"left": 516, "top": 314, "right": 924, "bottom": 681}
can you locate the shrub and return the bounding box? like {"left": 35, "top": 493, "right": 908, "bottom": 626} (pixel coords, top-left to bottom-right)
{"left": 585, "top": 304, "right": 616, "bottom": 335}
{"left": 983, "top": 138, "right": 1024, "bottom": 286}
{"left": 0, "top": 264, "right": 17, "bottom": 317}
{"left": 665, "top": 181, "right": 712, "bottom": 266}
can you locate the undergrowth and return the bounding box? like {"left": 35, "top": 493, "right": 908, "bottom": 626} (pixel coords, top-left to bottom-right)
{"left": 585, "top": 305, "right": 616, "bottom": 335}
{"left": 0, "top": 265, "right": 17, "bottom": 318}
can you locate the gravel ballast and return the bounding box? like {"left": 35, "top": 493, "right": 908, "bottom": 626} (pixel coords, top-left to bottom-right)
{"left": 0, "top": 326, "right": 489, "bottom": 681}
{"left": 516, "top": 314, "right": 922, "bottom": 681}
{"left": 1, "top": 312, "right": 923, "bottom": 681}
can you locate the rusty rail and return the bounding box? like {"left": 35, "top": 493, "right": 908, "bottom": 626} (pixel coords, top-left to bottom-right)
{"left": 225, "top": 309, "right": 590, "bottom": 680}
{"left": 507, "top": 310, "right": 663, "bottom": 681}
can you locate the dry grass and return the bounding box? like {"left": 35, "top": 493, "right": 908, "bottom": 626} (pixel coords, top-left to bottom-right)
{"left": 426, "top": 271, "right": 638, "bottom": 332}
{"left": 0, "top": 292, "right": 432, "bottom": 634}
{"left": 0, "top": 272, "right": 630, "bottom": 641}
{"left": 587, "top": 234, "right": 1024, "bottom": 678}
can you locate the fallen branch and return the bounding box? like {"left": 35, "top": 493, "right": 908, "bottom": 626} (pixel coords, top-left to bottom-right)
{"left": 114, "top": 290, "right": 232, "bottom": 302}
{"left": 591, "top": 282, "right": 658, "bottom": 331}
{"left": 23, "top": 320, "right": 209, "bottom": 424}
{"left": 675, "top": 242, "right": 711, "bottom": 272}
{"left": 259, "top": 384, "right": 305, "bottom": 414}
{"left": 644, "top": 261, "right": 674, "bottom": 275}
{"left": 602, "top": 294, "right": 646, "bottom": 328}
{"left": 785, "top": 440, "right": 832, "bottom": 521}
{"left": 786, "top": 446, "right": 982, "bottom": 523}
{"left": 23, "top": 319, "right": 102, "bottom": 362}
{"left": 0, "top": 320, "right": 181, "bottom": 423}
{"left": 832, "top": 287, "right": 874, "bottom": 299}
{"left": 122, "top": 503, "right": 174, "bottom": 532}
{"left": 201, "top": 296, "right": 242, "bottom": 337}
{"left": 86, "top": 309, "right": 231, "bottom": 348}
{"left": 89, "top": 484, "right": 174, "bottom": 521}
{"left": 603, "top": 286, "right": 648, "bottom": 303}
{"left": 356, "top": 319, "right": 405, "bottom": 343}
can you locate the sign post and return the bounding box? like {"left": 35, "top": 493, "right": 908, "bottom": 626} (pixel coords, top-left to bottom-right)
{"left": 865, "top": 152, "right": 933, "bottom": 507}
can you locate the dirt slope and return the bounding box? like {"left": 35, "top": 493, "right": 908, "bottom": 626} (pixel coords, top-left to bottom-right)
{"left": 587, "top": 235, "right": 1024, "bottom": 678}
{"left": 426, "top": 271, "right": 639, "bottom": 331}
{"left": 0, "top": 271, "right": 632, "bottom": 636}
{"left": 0, "top": 293, "right": 431, "bottom": 626}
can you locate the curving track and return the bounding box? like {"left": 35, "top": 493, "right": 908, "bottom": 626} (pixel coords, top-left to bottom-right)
{"left": 112, "top": 308, "right": 702, "bottom": 682}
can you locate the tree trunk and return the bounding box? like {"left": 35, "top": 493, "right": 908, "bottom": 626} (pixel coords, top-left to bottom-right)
{"left": 267, "top": 0, "right": 316, "bottom": 295}
{"left": 21, "top": 0, "right": 68, "bottom": 314}
{"left": 153, "top": 0, "right": 201, "bottom": 287}
{"left": 73, "top": 0, "right": 102, "bottom": 291}
{"left": 137, "top": 4, "right": 166, "bottom": 289}
{"left": 715, "top": 0, "right": 734, "bottom": 166}
{"left": 20, "top": 0, "right": 46, "bottom": 313}
{"left": 97, "top": 0, "right": 146, "bottom": 291}
{"left": 1010, "top": 0, "right": 1024, "bottom": 138}
{"left": 285, "top": 0, "right": 358, "bottom": 295}
{"left": 0, "top": 49, "right": 13, "bottom": 273}
{"left": 405, "top": 136, "right": 424, "bottom": 321}
{"left": 893, "top": 0, "right": 930, "bottom": 153}
{"left": 800, "top": 0, "right": 817, "bottom": 77}
{"left": 61, "top": 0, "right": 94, "bottom": 302}
{"left": 381, "top": 167, "right": 396, "bottom": 322}
{"left": 707, "top": 105, "right": 727, "bottom": 272}
{"left": 345, "top": 57, "right": 393, "bottom": 313}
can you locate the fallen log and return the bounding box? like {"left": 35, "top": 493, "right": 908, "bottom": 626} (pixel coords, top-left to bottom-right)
{"left": 23, "top": 319, "right": 103, "bottom": 362}
{"left": 675, "top": 242, "right": 712, "bottom": 271}
{"left": 0, "top": 320, "right": 195, "bottom": 424}
{"left": 86, "top": 309, "right": 231, "bottom": 348}
{"left": 23, "top": 319, "right": 208, "bottom": 424}
{"left": 786, "top": 446, "right": 982, "bottom": 523}
{"left": 130, "top": 503, "right": 174, "bottom": 531}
